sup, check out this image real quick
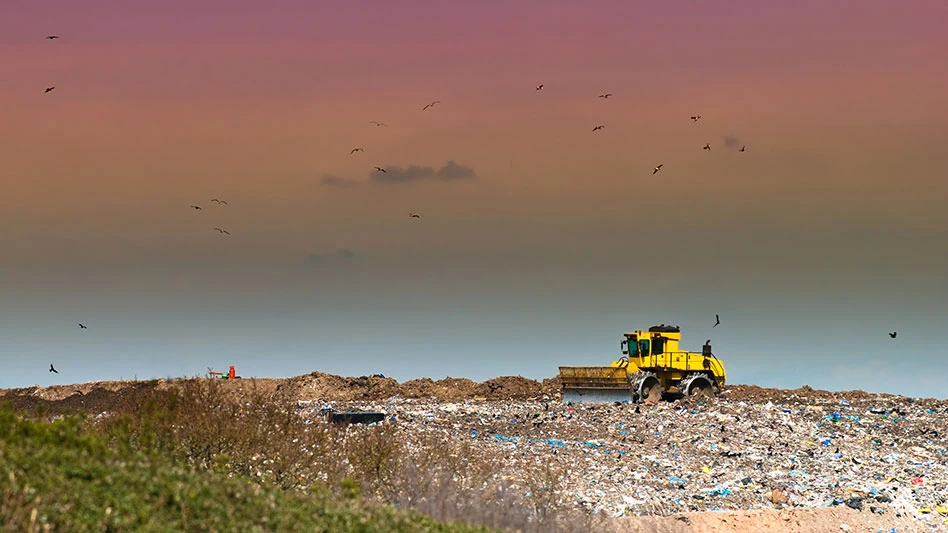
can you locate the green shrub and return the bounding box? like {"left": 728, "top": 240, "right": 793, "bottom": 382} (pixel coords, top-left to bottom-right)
{"left": 0, "top": 405, "right": 493, "bottom": 533}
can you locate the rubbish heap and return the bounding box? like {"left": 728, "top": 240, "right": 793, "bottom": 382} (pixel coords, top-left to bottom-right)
{"left": 298, "top": 388, "right": 948, "bottom": 530}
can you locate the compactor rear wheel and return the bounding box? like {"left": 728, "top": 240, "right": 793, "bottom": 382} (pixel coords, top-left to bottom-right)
{"left": 684, "top": 375, "right": 715, "bottom": 398}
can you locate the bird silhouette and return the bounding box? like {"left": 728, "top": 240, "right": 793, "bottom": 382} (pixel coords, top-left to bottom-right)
{"left": 691, "top": 115, "right": 701, "bottom": 123}
{"left": 739, "top": 145, "right": 746, "bottom": 152}
{"left": 350, "top": 148, "right": 364, "bottom": 154}
{"left": 422, "top": 100, "right": 441, "bottom": 111}
{"left": 213, "top": 227, "right": 231, "bottom": 235}
{"left": 889, "top": 332, "right": 897, "bottom": 339}
{"left": 45, "top": 86, "right": 55, "bottom": 93}
{"left": 49, "top": 364, "right": 58, "bottom": 373}
{"left": 78, "top": 323, "right": 87, "bottom": 329}
{"left": 598, "top": 93, "right": 612, "bottom": 99}
{"left": 592, "top": 125, "right": 605, "bottom": 132}
{"left": 703, "top": 143, "right": 711, "bottom": 151}
{"left": 369, "top": 121, "right": 388, "bottom": 127}
{"left": 374, "top": 166, "right": 386, "bottom": 173}
{"left": 653, "top": 164, "right": 663, "bottom": 174}
{"left": 210, "top": 199, "right": 227, "bottom": 205}
{"left": 191, "top": 205, "right": 202, "bottom": 210}
{"left": 713, "top": 314, "right": 721, "bottom": 328}
{"left": 46, "top": 35, "right": 59, "bottom": 40}
{"left": 409, "top": 213, "right": 421, "bottom": 219}
{"left": 536, "top": 84, "right": 544, "bottom": 90}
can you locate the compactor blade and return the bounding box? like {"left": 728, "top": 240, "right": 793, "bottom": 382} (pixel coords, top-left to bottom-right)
{"left": 558, "top": 366, "right": 633, "bottom": 404}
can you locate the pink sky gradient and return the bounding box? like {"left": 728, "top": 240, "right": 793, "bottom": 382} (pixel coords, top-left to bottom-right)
{"left": 2, "top": 0, "right": 948, "bottom": 393}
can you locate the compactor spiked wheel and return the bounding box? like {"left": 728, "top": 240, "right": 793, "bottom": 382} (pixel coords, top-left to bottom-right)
{"left": 680, "top": 373, "right": 715, "bottom": 398}
{"left": 631, "top": 372, "right": 663, "bottom": 403}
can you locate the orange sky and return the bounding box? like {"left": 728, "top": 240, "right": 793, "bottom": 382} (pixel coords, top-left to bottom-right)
{"left": 1, "top": 0, "right": 947, "bottom": 394}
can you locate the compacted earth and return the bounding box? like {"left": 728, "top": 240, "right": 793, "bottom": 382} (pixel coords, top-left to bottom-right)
{"left": 3, "top": 373, "right": 946, "bottom": 532}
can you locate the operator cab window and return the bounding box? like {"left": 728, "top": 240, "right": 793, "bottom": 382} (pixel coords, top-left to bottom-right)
{"left": 626, "top": 336, "right": 638, "bottom": 356}
{"left": 638, "top": 339, "right": 650, "bottom": 355}
{"left": 651, "top": 337, "right": 665, "bottom": 355}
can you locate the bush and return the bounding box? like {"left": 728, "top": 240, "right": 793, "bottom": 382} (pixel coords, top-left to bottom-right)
{"left": 4, "top": 378, "right": 612, "bottom": 533}
{"left": 0, "top": 404, "right": 492, "bottom": 532}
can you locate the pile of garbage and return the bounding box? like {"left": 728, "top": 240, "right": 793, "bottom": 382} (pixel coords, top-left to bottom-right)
{"left": 298, "top": 390, "right": 948, "bottom": 530}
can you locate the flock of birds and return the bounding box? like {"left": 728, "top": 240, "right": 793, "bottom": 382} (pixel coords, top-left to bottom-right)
{"left": 35, "top": 34, "right": 899, "bottom": 380}
{"left": 189, "top": 199, "right": 231, "bottom": 235}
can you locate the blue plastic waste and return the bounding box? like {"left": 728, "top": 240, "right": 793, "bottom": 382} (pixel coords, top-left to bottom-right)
{"left": 706, "top": 487, "right": 732, "bottom": 496}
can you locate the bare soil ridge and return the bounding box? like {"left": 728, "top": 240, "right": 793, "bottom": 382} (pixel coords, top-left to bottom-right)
{"left": 1, "top": 372, "right": 924, "bottom": 409}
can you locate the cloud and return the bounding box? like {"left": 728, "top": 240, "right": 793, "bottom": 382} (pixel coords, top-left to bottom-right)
{"left": 369, "top": 160, "right": 477, "bottom": 184}
{"left": 320, "top": 174, "right": 359, "bottom": 187}
{"left": 306, "top": 248, "right": 358, "bottom": 267}
{"left": 723, "top": 135, "right": 742, "bottom": 148}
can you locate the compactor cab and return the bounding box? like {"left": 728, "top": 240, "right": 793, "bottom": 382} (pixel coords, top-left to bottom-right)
{"left": 557, "top": 325, "right": 726, "bottom": 404}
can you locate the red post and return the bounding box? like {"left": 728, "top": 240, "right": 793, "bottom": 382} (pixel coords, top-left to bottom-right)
{"left": 229, "top": 366, "right": 235, "bottom": 379}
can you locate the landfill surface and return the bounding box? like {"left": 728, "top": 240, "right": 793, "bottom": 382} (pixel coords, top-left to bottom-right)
{"left": 4, "top": 373, "right": 948, "bottom": 532}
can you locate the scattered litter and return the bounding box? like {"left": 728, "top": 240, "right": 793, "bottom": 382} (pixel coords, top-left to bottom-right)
{"left": 291, "top": 384, "right": 948, "bottom": 528}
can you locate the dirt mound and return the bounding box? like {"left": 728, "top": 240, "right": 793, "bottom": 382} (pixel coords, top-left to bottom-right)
{"left": 539, "top": 377, "right": 561, "bottom": 397}
{"left": 475, "top": 376, "right": 543, "bottom": 400}
{"left": 291, "top": 372, "right": 402, "bottom": 402}
{"left": 288, "top": 373, "right": 548, "bottom": 402}
{"left": 723, "top": 383, "right": 907, "bottom": 404}
{"left": 400, "top": 377, "right": 480, "bottom": 400}
{"left": 0, "top": 381, "right": 170, "bottom": 416}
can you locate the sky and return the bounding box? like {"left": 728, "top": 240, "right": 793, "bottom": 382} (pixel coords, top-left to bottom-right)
{"left": 1, "top": 0, "right": 947, "bottom": 398}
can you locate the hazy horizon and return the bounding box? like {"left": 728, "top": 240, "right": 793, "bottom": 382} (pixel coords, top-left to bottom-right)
{"left": 2, "top": 1, "right": 947, "bottom": 398}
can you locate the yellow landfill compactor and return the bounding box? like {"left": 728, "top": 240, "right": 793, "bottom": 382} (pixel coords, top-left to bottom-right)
{"left": 558, "top": 325, "right": 726, "bottom": 404}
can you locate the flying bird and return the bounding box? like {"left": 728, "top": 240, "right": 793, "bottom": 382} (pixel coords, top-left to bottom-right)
{"left": 46, "top": 35, "right": 59, "bottom": 40}
{"left": 369, "top": 121, "right": 388, "bottom": 127}
{"left": 536, "top": 84, "right": 544, "bottom": 90}
{"left": 713, "top": 314, "right": 721, "bottom": 328}
{"left": 213, "top": 227, "right": 231, "bottom": 235}
{"left": 350, "top": 147, "right": 364, "bottom": 154}
{"left": 409, "top": 213, "right": 421, "bottom": 219}
{"left": 49, "top": 364, "right": 58, "bottom": 374}
{"left": 598, "top": 93, "right": 612, "bottom": 99}
{"left": 703, "top": 143, "right": 711, "bottom": 151}
{"left": 374, "top": 166, "right": 386, "bottom": 173}
{"left": 45, "top": 86, "right": 55, "bottom": 93}
{"left": 592, "top": 125, "right": 605, "bottom": 132}
{"left": 422, "top": 100, "right": 441, "bottom": 111}
{"left": 78, "top": 323, "right": 87, "bottom": 329}
{"left": 191, "top": 205, "right": 203, "bottom": 210}
{"left": 691, "top": 115, "right": 702, "bottom": 123}
{"left": 739, "top": 145, "right": 746, "bottom": 152}
{"left": 210, "top": 198, "right": 227, "bottom": 205}
{"left": 889, "top": 332, "right": 897, "bottom": 339}
{"left": 653, "top": 164, "right": 663, "bottom": 174}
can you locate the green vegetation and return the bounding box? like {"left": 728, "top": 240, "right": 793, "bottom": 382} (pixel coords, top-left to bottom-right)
{"left": 0, "top": 406, "right": 492, "bottom": 532}
{"left": 0, "top": 378, "right": 601, "bottom": 532}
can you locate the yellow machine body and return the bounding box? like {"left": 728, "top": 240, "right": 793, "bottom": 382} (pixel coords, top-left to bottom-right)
{"left": 557, "top": 325, "right": 726, "bottom": 404}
